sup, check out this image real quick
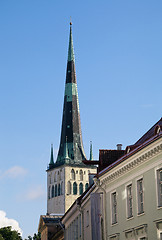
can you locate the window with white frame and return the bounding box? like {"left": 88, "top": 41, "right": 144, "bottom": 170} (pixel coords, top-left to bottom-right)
{"left": 127, "top": 184, "right": 133, "bottom": 218}
{"left": 109, "top": 234, "right": 119, "bottom": 240}
{"left": 160, "top": 232, "right": 162, "bottom": 240}
{"left": 112, "top": 192, "right": 117, "bottom": 224}
{"left": 137, "top": 178, "right": 144, "bottom": 214}
{"left": 157, "top": 168, "right": 162, "bottom": 207}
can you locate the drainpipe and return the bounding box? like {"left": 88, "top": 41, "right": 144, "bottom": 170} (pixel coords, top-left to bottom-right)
{"left": 94, "top": 177, "right": 107, "bottom": 240}
{"left": 76, "top": 199, "right": 84, "bottom": 240}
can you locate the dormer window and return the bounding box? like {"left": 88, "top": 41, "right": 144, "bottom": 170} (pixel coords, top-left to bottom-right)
{"left": 127, "top": 147, "right": 130, "bottom": 154}
{"left": 155, "top": 125, "right": 161, "bottom": 135}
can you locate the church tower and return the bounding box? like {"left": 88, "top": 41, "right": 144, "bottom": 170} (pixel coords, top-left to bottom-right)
{"left": 47, "top": 22, "right": 96, "bottom": 215}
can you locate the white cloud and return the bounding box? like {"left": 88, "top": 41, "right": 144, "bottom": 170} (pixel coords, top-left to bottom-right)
{"left": 24, "top": 185, "right": 46, "bottom": 201}
{"left": 0, "top": 166, "right": 27, "bottom": 179}
{"left": 0, "top": 210, "right": 22, "bottom": 235}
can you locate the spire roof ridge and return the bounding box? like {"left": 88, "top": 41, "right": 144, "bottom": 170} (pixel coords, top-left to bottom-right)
{"left": 64, "top": 136, "right": 69, "bottom": 159}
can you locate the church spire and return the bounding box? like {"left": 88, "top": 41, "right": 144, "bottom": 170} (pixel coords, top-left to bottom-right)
{"left": 89, "top": 141, "right": 93, "bottom": 161}
{"left": 68, "top": 21, "right": 75, "bottom": 62}
{"left": 48, "top": 144, "right": 54, "bottom": 169}
{"left": 55, "top": 22, "right": 86, "bottom": 166}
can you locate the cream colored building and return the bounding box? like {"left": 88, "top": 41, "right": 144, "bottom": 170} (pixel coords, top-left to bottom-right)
{"left": 62, "top": 118, "right": 162, "bottom": 240}
{"left": 47, "top": 165, "right": 96, "bottom": 215}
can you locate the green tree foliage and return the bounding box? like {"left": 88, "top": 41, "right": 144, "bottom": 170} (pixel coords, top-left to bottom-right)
{"left": 0, "top": 234, "right": 4, "bottom": 240}
{"left": 24, "top": 232, "right": 41, "bottom": 240}
{"left": 33, "top": 232, "right": 41, "bottom": 240}
{"left": 0, "top": 226, "right": 22, "bottom": 240}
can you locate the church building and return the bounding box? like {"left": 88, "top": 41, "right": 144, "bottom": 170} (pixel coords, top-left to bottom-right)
{"left": 38, "top": 22, "right": 96, "bottom": 240}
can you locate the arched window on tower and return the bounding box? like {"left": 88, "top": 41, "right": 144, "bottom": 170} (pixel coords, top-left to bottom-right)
{"left": 79, "top": 183, "right": 83, "bottom": 195}
{"left": 67, "top": 181, "right": 71, "bottom": 195}
{"left": 79, "top": 170, "right": 83, "bottom": 181}
{"left": 48, "top": 186, "right": 51, "bottom": 199}
{"left": 52, "top": 185, "right": 54, "bottom": 198}
{"left": 85, "top": 183, "right": 89, "bottom": 191}
{"left": 58, "top": 183, "right": 61, "bottom": 196}
{"left": 55, "top": 184, "right": 57, "bottom": 197}
{"left": 61, "top": 182, "right": 63, "bottom": 195}
{"left": 71, "top": 169, "right": 75, "bottom": 180}
{"left": 73, "top": 182, "right": 77, "bottom": 195}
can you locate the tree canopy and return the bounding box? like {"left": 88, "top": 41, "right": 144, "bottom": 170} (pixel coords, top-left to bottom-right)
{"left": 24, "top": 232, "right": 41, "bottom": 240}
{"left": 0, "top": 226, "right": 22, "bottom": 240}
{"left": 0, "top": 226, "right": 41, "bottom": 240}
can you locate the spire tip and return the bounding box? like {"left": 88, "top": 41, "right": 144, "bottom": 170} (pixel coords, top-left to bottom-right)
{"left": 70, "top": 16, "right": 72, "bottom": 26}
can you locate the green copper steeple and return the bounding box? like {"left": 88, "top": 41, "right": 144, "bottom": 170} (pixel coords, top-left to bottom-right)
{"left": 55, "top": 21, "right": 86, "bottom": 166}
{"left": 49, "top": 144, "right": 54, "bottom": 169}
{"left": 89, "top": 141, "right": 93, "bottom": 161}
{"left": 68, "top": 22, "right": 75, "bottom": 62}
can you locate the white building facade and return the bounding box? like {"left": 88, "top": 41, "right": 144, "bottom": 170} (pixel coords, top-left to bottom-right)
{"left": 62, "top": 119, "right": 162, "bottom": 240}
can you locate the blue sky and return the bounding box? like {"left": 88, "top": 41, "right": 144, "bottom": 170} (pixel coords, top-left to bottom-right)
{"left": 0, "top": 0, "right": 162, "bottom": 238}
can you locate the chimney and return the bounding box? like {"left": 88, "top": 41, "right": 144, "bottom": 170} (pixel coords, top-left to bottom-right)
{"left": 117, "top": 144, "right": 122, "bottom": 150}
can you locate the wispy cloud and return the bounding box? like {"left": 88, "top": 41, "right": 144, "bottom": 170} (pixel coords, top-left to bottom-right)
{"left": 23, "top": 185, "right": 46, "bottom": 201}
{"left": 0, "top": 210, "right": 23, "bottom": 235}
{"left": 0, "top": 166, "right": 27, "bottom": 179}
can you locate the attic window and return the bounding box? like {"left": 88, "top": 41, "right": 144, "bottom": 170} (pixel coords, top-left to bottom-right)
{"left": 127, "top": 147, "right": 130, "bottom": 154}
{"left": 155, "top": 125, "right": 161, "bottom": 135}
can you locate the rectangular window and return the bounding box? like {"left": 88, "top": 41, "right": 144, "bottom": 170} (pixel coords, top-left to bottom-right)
{"left": 86, "top": 210, "right": 89, "bottom": 227}
{"left": 127, "top": 184, "right": 133, "bottom": 218}
{"left": 112, "top": 192, "right": 117, "bottom": 224}
{"left": 75, "top": 217, "right": 78, "bottom": 239}
{"left": 157, "top": 168, "right": 162, "bottom": 207}
{"left": 78, "top": 214, "right": 81, "bottom": 237}
{"left": 160, "top": 232, "right": 162, "bottom": 240}
{"left": 137, "top": 178, "right": 144, "bottom": 214}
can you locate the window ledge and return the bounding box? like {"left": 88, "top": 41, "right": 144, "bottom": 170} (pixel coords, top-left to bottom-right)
{"left": 157, "top": 206, "right": 162, "bottom": 210}
{"left": 137, "top": 212, "right": 145, "bottom": 217}
{"left": 127, "top": 216, "right": 134, "bottom": 221}
{"left": 111, "top": 222, "right": 118, "bottom": 227}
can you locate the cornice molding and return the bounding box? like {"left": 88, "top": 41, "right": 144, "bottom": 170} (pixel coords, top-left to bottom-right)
{"left": 100, "top": 141, "right": 162, "bottom": 185}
